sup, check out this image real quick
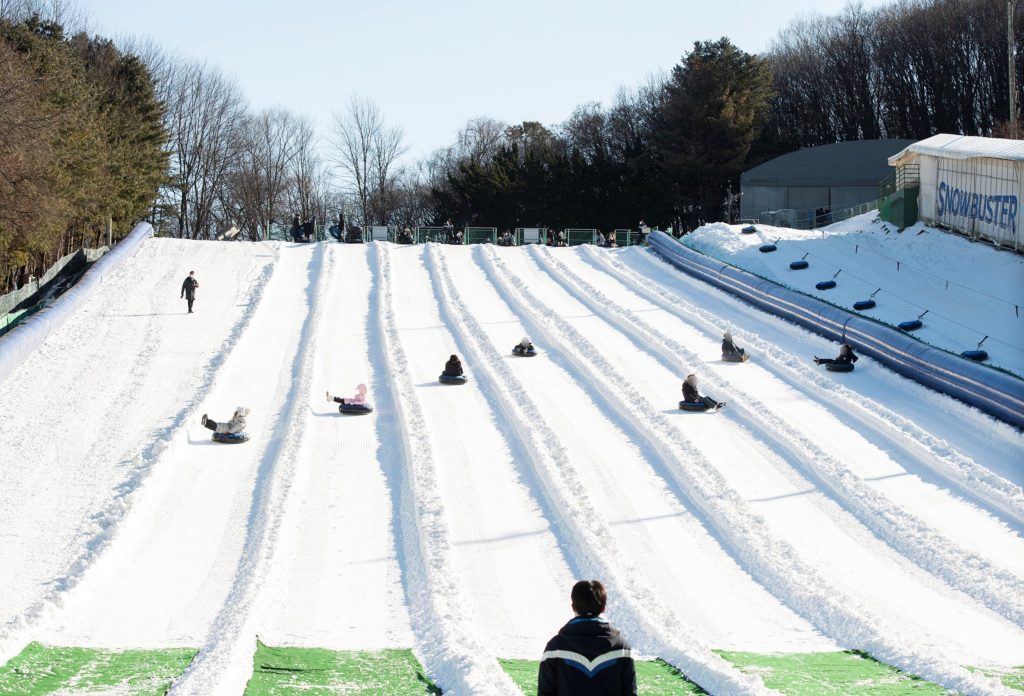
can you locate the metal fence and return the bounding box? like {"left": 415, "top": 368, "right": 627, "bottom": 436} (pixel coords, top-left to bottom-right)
{"left": 758, "top": 199, "right": 880, "bottom": 230}
{"left": 166, "top": 222, "right": 655, "bottom": 247}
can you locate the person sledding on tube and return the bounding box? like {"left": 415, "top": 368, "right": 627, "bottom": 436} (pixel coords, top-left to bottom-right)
{"left": 443, "top": 354, "right": 463, "bottom": 377}
{"left": 201, "top": 406, "right": 250, "bottom": 434}
{"left": 682, "top": 374, "right": 723, "bottom": 410}
{"left": 327, "top": 383, "right": 367, "bottom": 406}
{"left": 513, "top": 336, "right": 535, "bottom": 356}
{"left": 721, "top": 331, "right": 745, "bottom": 359}
{"left": 814, "top": 343, "right": 858, "bottom": 367}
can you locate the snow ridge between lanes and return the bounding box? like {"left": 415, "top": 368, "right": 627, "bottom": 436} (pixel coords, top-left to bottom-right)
{"left": 581, "top": 246, "right": 1024, "bottom": 529}
{"left": 534, "top": 245, "right": 1024, "bottom": 629}
{"left": 169, "top": 243, "right": 328, "bottom": 695}
{"left": 426, "top": 245, "right": 771, "bottom": 696}
{"left": 480, "top": 246, "right": 1009, "bottom": 696}
{"left": 0, "top": 251, "right": 279, "bottom": 669}
{"left": 367, "top": 243, "right": 520, "bottom": 696}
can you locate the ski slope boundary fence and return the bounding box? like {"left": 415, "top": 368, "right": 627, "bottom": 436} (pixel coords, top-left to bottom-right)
{"left": 647, "top": 231, "right": 1024, "bottom": 429}
{"left": 0, "top": 222, "right": 154, "bottom": 387}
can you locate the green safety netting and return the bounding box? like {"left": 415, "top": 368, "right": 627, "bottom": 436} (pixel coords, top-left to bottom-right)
{"left": 243, "top": 641, "right": 441, "bottom": 695}
{"left": 0, "top": 642, "right": 195, "bottom": 695}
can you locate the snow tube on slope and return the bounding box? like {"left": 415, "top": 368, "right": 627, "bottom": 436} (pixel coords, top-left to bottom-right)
{"left": 722, "top": 353, "right": 750, "bottom": 363}
{"left": 825, "top": 362, "right": 855, "bottom": 373}
{"left": 439, "top": 373, "right": 467, "bottom": 384}
{"left": 678, "top": 400, "right": 713, "bottom": 412}
{"left": 213, "top": 432, "right": 249, "bottom": 444}
{"left": 0, "top": 222, "right": 153, "bottom": 386}
{"left": 647, "top": 231, "right": 1024, "bottom": 429}
{"left": 512, "top": 346, "right": 538, "bottom": 357}
{"left": 339, "top": 403, "right": 374, "bottom": 414}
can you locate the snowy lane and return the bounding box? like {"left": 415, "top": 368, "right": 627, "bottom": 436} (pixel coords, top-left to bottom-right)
{"left": 366, "top": 243, "right": 519, "bottom": 695}
{"left": 39, "top": 243, "right": 317, "bottom": 655}
{"left": 583, "top": 246, "right": 1024, "bottom": 532}
{"left": 0, "top": 239, "right": 274, "bottom": 664}
{"left": 439, "top": 246, "right": 833, "bottom": 654}
{"left": 1, "top": 239, "right": 1021, "bottom": 694}
{"left": 390, "top": 245, "right": 572, "bottom": 660}
{"left": 259, "top": 245, "right": 412, "bottom": 651}
{"left": 432, "top": 245, "right": 771, "bottom": 695}
{"left": 623, "top": 248, "right": 1024, "bottom": 493}
{"left": 534, "top": 247, "right": 1024, "bottom": 625}
{"left": 483, "top": 246, "right": 1014, "bottom": 693}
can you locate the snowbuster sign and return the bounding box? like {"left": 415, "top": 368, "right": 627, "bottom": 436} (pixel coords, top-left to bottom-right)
{"left": 888, "top": 134, "right": 1023, "bottom": 251}
{"left": 935, "top": 181, "right": 1018, "bottom": 236}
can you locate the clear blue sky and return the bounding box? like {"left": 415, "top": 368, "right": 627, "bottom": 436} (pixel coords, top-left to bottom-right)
{"left": 85, "top": 0, "right": 891, "bottom": 163}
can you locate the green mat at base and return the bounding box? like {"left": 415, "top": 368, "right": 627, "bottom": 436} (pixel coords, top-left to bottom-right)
{"left": 243, "top": 640, "right": 441, "bottom": 695}
{"left": 0, "top": 642, "right": 195, "bottom": 695}
{"left": 968, "top": 665, "right": 1024, "bottom": 692}
{"left": 500, "top": 657, "right": 706, "bottom": 695}
{"left": 717, "top": 650, "right": 947, "bottom": 694}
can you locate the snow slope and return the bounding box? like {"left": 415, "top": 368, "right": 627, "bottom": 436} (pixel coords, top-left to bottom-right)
{"left": 0, "top": 237, "right": 1021, "bottom": 695}
{"left": 682, "top": 213, "right": 1024, "bottom": 376}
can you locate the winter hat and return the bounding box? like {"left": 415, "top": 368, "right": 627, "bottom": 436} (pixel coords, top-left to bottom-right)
{"left": 235, "top": 406, "right": 251, "bottom": 416}
{"left": 356, "top": 383, "right": 367, "bottom": 394}
{"left": 685, "top": 374, "right": 697, "bottom": 385}
{"left": 520, "top": 336, "right": 531, "bottom": 347}
{"left": 723, "top": 331, "right": 732, "bottom": 341}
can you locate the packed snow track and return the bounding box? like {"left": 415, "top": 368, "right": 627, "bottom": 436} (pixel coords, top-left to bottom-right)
{"left": 0, "top": 239, "right": 1021, "bottom": 695}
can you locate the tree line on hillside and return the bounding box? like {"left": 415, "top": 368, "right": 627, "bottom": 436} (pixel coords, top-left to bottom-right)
{"left": 424, "top": 0, "right": 1021, "bottom": 234}
{"left": 0, "top": 3, "right": 165, "bottom": 293}
{"left": 0, "top": 0, "right": 1019, "bottom": 294}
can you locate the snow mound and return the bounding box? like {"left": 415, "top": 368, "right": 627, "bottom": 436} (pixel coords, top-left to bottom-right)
{"left": 682, "top": 214, "right": 1024, "bottom": 376}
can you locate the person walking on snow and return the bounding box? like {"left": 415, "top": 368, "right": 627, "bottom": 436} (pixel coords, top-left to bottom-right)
{"left": 538, "top": 580, "right": 637, "bottom": 696}
{"left": 682, "top": 374, "right": 723, "bottom": 410}
{"left": 181, "top": 271, "right": 199, "bottom": 313}
{"left": 201, "top": 406, "right": 250, "bottom": 434}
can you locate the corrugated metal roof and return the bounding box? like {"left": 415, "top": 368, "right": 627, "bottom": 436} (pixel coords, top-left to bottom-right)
{"left": 741, "top": 139, "right": 916, "bottom": 187}
{"left": 888, "top": 133, "right": 1024, "bottom": 164}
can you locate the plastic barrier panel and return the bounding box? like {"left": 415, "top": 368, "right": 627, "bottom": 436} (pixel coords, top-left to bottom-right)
{"left": 647, "top": 232, "right": 1024, "bottom": 429}
{"left": 0, "top": 222, "right": 153, "bottom": 386}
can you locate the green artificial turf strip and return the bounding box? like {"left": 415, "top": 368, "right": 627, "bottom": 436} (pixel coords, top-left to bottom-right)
{"left": 0, "top": 642, "right": 195, "bottom": 695}
{"left": 499, "top": 657, "right": 705, "bottom": 695}
{"left": 717, "top": 650, "right": 948, "bottom": 694}
{"left": 243, "top": 640, "right": 441, "bottom": 695}
{"left": 967, "top": 665, "right": 1024, "bottom": 692}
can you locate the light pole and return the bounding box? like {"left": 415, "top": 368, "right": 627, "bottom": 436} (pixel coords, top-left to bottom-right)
{"left": 1011, "top": 0, "right": 1018, "bottom": 136}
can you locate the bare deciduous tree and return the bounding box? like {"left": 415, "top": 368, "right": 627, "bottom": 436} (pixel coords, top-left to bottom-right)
{"left": 223, "top": 108, "right": 307, "bottom": 240}
{"left": 331, "top": 95, "right": 407, "bottom": 226}
{"left": 153, "top": 57, "right": 248, "bottom": 238}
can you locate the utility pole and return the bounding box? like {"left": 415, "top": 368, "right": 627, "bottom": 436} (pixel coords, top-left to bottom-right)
{"left": 1011, "top": 0, "right": 1018, "bottom": 136}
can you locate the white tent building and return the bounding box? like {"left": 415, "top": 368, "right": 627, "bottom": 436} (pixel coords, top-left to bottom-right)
{"left": 888, "top": 134, "right": 1022, "bottom": 251}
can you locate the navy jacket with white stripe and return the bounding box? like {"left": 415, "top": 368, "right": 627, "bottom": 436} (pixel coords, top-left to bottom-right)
{"left": 539, "top": 616, "right": 637, "bottom": 695}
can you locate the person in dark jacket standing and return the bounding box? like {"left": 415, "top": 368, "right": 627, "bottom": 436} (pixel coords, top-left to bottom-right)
{"left": 539, "top": 580, "right": 636, "bottom": 696}
{"left": 181, "top": 271, "right": 198, "bottom": 313}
